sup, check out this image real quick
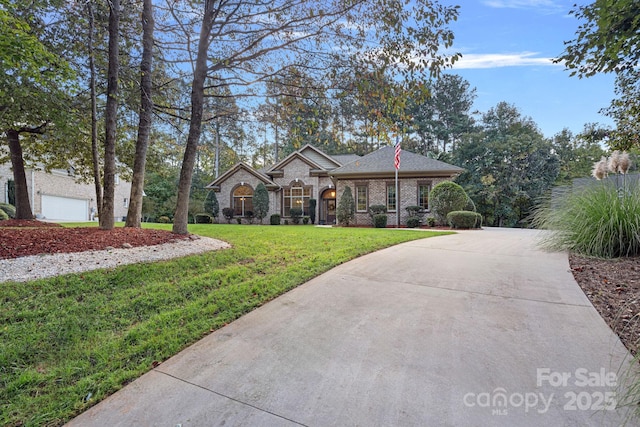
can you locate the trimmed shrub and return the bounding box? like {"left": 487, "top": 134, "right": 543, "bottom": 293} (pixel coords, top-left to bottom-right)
{"left": 236, "top": 217, "right": 242, "bottom": 224}
{"left": 430, "top": 181, "right": 469, "bottom": 225}
{"left": 303, "top": 216, "right": 309, "bottom": 225}
{"left": 426, "top": 217, "right": 436, "bottom": 227}
{"left": 204, "top": 191, "right": 219, "bottom": 219}
{"left": 253, "top": 183, "right": 269, "bottom": 223}
{"left": 0, "top": 208, "right": 8, "bottom": 221}
{"left": 406, "top": 216, "right": 421, "bottom": 228}
{"left": 244, "top": 211, "right": 254, "bottom": 224}
{"left": 309, "top": 199, "right": 316, "bottom": 224}
{"left": 369, "top": 204, "right": 387, "bottom": 217}
{"left": 289, "top": 207, "right": 303, "bottom": 224}
{"left": 270, "top": 214, "right": 281, "bottom": 225}
{"left": 284, "top": 219, "right": 289, "bottom": 225}
{"left": 447, "top": 211, "right": 481, "bottom": 229}
{"left": 195, "top": 213, "right": 212, "bottom": 224}
{"left": 464, "top": 196, "right": 476, "bottom": 212}
{"left": 405, "top": 205, "right": 423, "bottom": 217}
{"left": 0, "top": 203, "right": 16, "bottom": 219}
{"left": 373, "top": 214, "right": 387, "bottom": 228}
{"left": 158, "top": 216, "right": 171, "bottom": 223}
{"left": 222, "top": 207, "right": 234, "bottom": 224}
{"left": 337, "top": 186, "right": 355, "bottom": 226}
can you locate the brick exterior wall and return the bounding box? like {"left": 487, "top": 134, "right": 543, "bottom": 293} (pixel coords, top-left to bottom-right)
{"left": 215, "top": 158, "right": 334, "bottom": 223}
{"left": 0, "top": 163, "right": 131, "bottom": 221}
{"left": 212, "top": 152, "right": 459, "bottom": 227}
{"left": 335, "top": 176, "right": 451, "bottom": 226}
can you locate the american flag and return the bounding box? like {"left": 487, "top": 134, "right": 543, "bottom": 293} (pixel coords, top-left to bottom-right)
{"left": 394, "top": 137, "right": 401, "bottom": 170}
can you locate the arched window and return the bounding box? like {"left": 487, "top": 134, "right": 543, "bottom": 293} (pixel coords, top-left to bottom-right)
{"left": 233, "top": 185, "right": 253, "bottom": 216}
{"left": 283, "top": 181, "right": 311, "bottom": 217}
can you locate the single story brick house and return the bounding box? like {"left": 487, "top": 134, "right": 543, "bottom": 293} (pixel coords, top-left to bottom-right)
{"left": 0, "top": 162, "right": 131, "bottom": 222}
{"left": 205, "top": 144, "right": 463, "bottom": 226}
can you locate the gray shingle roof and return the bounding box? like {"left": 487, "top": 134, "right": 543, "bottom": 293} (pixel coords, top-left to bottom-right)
{"left": 330, "top": 154, "right": 361, "bottom": 166}
{"left": 330, "top": 146, "right": 464, "bottom": 177}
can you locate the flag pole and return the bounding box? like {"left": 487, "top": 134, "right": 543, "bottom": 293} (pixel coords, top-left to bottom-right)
{"left": 394, "top": 134, "right": 400, "bottom": 228}
{"left": 395, "top": 164, "right": 399, "bottom": 228}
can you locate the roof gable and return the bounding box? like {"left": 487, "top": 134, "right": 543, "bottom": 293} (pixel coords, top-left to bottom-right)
{"left": 298, "top": 145, "right": 342, "bottom": 169}
{"left": 266, "top": 150, "right": 324, "bottom": 174}
{"left": 330, "top": 146, "right": 464, "bottom": 177}
{"left": 205, "top": 162, "right": 277, "bottom": 189}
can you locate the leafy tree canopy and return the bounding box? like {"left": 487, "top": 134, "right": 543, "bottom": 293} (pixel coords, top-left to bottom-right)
{"left": 557, "top": 0, "right": 640, "bottom": 77}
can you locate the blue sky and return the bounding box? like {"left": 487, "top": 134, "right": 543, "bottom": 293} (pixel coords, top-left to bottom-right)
{"left": 443, "top": 0, "right": 616, "bottom": 138}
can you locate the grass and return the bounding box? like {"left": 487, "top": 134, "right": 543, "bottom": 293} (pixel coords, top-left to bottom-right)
{"left": 0, "top": 224, "right": 450, "bottom": 426}
{"left": 533, "top": 182, "right": 640, "bottom": 258}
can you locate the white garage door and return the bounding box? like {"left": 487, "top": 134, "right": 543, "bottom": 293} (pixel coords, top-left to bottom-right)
{"left": 42, "top": 195, "right": 88, "bottom": 221}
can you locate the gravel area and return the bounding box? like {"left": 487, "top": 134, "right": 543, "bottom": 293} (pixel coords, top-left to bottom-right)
{"left": 0, "top": 235, "right": 230, "bottom": 283}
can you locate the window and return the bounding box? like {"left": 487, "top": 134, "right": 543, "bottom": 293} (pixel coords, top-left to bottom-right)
{"left": 418, "top": 183, "right": 431, "bottom": 211}
{"left": 233, "top": 185, "right": 253, "bottom": 216}
{"left": 123, "top": 198, "right": 129, "bottom": 208}
{"left": 356, "top": 185, "right": 368, "bottom": 212}
{"left": 283, "top": 183, "right": 311, "bottom": 216}
{"left": 386, "top": 184, "right": 396, "bottom": 212}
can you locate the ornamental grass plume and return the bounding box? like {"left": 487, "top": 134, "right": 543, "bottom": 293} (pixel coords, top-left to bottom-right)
{"left": 618, "top": 151, "right": 631, "bottom": 174}
{"left": 592, "top": 157, "right": 608, "bottom": 180}
{"left": 608, "top": 151, "right": 621, "bottom": 174}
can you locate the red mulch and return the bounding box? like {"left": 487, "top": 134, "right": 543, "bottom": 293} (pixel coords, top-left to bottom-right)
{"left": 569, "top": 254, "right": 640, "bottom": 356}
{"left": 0, "top": 220, "right": 189, "bottom": 260}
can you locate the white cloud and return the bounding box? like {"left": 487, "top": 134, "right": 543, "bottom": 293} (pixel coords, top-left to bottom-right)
{"left": 481, "top": 0, "right": 562, "bottom": 12}
{"left": 452, "top": 52, "right": 558, "bottom": 69}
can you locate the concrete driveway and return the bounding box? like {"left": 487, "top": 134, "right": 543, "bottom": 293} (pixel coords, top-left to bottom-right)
{"left": 67, "top": 228, "right": 638, "bottom": 426}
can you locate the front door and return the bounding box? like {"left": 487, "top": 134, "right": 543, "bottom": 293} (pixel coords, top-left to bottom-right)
{"left": 320, "top": 189, "right": 336, "bottom": 225}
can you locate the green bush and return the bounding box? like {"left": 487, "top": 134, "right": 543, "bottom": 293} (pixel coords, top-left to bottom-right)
{"left": 195, "top": 213, "right": 212, "bottom": 224}
{"left": 406, "top": 216, "right": 421, "bottom": 228}
{"left": 533, "top": 183, "right": 640, "bottom": 258}
{"left": 270, "top": 214, "right": 281, "bottom": 225}
{"left": 303, "top": 216, "right": 309, "bottom": 225}
{"left": 430, "top": 181, "right": 469, "bottom": 225}
{"left": 309, "top": 199, "right": 316, "bottom": 224}
{"left": 405, "top": 205, "right": 423, "bottom": 217}
{"left": 464, "top": 197, "right": 476, "bottom": 212}
{"left": 0, "top": 203, "right": 16, "bottom": 219}
{"left": 253, "top": 183, "right": 269, "bottom": 223}
{"left": 204, "top": 191, "right": 219, "bottom": 219}
{"left": 236, "top": 217, "right": 242, "bottom": 224}
{"left": 222, "top": 208, "right": 234, "bottom": 224}
{"left": 289, "top": 207, "right": 303, "bottom": 224}
{"left": 426, "top": 217, "right": 436, "bottom": 227}
{"left": 373, "top": 214, "right": 387, "bottom": 228}
{"left": 337, "top": 186, "right": 355, "bottom": 226}
{"left": 0, "top": 208, "right": 8, "bottom": 221}
{"left": 158, "top": 216, "right": 171, "bottom": 224}
{"left": 447, "top": 211, "right": 481, "bottom": 229}
{"left": 369, "top": 204, "right": 387, "bottom": 217}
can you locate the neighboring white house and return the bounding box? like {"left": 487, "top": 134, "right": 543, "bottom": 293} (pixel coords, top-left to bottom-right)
{"left": 0, "top": 162, "right": 131, "bottom": 222}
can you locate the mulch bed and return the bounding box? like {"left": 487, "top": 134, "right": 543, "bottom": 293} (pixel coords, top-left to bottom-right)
{"left": 0, "top": 220, "right": 189, "bottom": 260}
{"left": 569, "top": 254, "right": 640, "bottom": 356}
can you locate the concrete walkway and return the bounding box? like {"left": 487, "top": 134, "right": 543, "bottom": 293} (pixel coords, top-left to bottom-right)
{"left": 67, "top": 228, "right": 638, "bottom": 426}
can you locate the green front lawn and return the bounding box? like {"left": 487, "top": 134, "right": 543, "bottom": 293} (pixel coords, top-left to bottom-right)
{"left": 1, "top": 224, "right": 450, "bottom": 426}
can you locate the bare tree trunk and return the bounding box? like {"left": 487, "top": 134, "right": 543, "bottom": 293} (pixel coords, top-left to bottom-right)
{"left": 126, "top": 0, "right": 154, "bottom": 228}
{"left": 172, "top": 1, "right": 215, "bottom": 235}
{"left": 6, "top": 129, "right": 34, "bottom": 219}
{"left": 87, "top": 2, "right": 102, "bottom": 219}
{"left": 215, "top": 120, "right": 220, "bottom": 178}
{"left": 100, "top": 0, "right": 120, "bottom": 230}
